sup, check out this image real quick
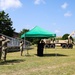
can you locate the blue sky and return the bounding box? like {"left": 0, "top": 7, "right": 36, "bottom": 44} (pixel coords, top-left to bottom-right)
{"left": 0, "top": 0, "right": 75, "bottom": 36}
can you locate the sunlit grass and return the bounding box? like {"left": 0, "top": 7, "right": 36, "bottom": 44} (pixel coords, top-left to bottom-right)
{"left": 0, "top": 45, "right": 75, "bottom": 75}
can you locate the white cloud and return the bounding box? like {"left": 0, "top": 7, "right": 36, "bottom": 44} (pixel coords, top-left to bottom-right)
{"left": 61, "top": 2, "right": 68, "bottom": 9}
{"left": 64, "top": 12, "right": 72, "bottom": 17}
{"left": 0, "top": 0, "right": 22, "bottom": 10}
{"left": 55, "top": 30, "right": 60, "bottom": 33}
{"left": 34, "top": 0, "right": 45, "bottom": 5}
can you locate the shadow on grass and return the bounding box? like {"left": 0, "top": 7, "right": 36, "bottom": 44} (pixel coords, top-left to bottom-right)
{"left": 25, "top": 47, "right": 34, "bottom": 50}
{"left": 0, "top": 59, "right": 25, "bottom": 65}
{"left": 35, "top": 53, "right": 68, "bottom": 57}
{"left": 43, "top": 53, "right": 68, "bottom": 57}
{"left": 8, "top": 47, "right": 34, "bottom": 53}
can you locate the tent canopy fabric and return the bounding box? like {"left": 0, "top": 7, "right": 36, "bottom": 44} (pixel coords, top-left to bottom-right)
{"left": 21, "top": 26, "right": 56, "bottom": 38}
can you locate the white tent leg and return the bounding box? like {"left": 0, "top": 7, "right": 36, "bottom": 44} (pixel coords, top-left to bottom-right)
{"left": 24, "top": 35, "right": 29, "bottom": 55}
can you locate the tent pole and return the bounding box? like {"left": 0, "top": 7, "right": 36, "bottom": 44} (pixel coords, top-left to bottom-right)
{"left": 24, "top": 35, "right": 29, "bottom": 55}
{"left": 55, "top": 37, "right": 57, "bottom": 56}
{"left": 24, "top": 34, "right": 26, "bottom": 55}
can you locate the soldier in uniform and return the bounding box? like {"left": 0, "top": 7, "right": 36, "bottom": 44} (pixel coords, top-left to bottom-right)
{"left": 0, "top": 34, "right": 2, "bottom": 60}
{"left": 20, "top": 40, "right": 24, "bottom": 56}
{"left": 68, "top": 36, "right": 73, "bottom": 48}
{"left": 2, "top": 35, "right": 10, "bottom": 61}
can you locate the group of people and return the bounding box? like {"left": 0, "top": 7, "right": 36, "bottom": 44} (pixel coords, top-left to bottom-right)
{"left": 20, "top": 39, "right": 45, "bottom": 56}
{"left": 0, "top": 34, "right": 10, "bottom": 61}
{"left": 0, "top": 35, "right": 45, "bottom": 61}
{"left": 0, "top": 34, "right": 24, "bottom": 61}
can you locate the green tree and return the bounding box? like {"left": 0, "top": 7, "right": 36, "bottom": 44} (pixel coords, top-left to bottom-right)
{"left": 62, "top": 33, "right": 73, "bottom": 41}
{"left": 62, "top": 34, "right": 69, "bottom": 40}
{"left": 0, "top": 11, "right": 15, "bottom": 37}
{"left": 19, "top": 29, "right": 29, "bottom": 38}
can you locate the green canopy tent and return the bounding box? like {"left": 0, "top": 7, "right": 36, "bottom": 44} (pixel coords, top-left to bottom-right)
{"left": 21, "top": 26, "right": 56, "bottom": 38}
{"left": 21, "top": 26, "right": 56, "bottom": 55}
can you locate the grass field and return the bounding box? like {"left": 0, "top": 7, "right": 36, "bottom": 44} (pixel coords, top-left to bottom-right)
{"left": 0, "top": 45, "right": 75, "bottom": 75}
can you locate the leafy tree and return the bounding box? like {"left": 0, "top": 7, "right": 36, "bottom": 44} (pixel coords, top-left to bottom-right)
{"left": 62, "top": 34, "right": 73, "bottom": 41}
{"left": 0, "top": 11, "right": 15, "bottom": 37}
{"left": 19, "top": 29, "right": 29, "bottom": 38}
{"left": 62, "top": 34, "right": 69, "bottom": 40}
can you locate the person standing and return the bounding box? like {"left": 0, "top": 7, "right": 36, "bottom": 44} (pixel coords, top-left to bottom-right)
{"left": 20, "top": 40, "right": 24, "bottom": 56}
{"left": 37, "top": 39, "right": 45, "bottom": 56}
{"left": 0, "top": 34, "right": 2, "bottom": 60}
{"left": 2, "top": 36, "right": 10, "bottom": 61}
{"left": 40, "top": 40, "right": 45, "bottom": 56}
{"left": 37, "top": 40, "right": 41, "bottom": 56}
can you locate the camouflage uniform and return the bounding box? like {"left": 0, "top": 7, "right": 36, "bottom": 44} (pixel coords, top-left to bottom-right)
{"left": 20, "top": 40, "right": 24, "bottom": 56}
{"left": 2, "top": 36, "right": 10, "bottom": 61}
{"left": 0, "top": 35, "right": 2, "bottom": 60}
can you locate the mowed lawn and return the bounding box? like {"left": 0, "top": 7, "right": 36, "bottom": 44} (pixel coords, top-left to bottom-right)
{"left": 0, "top": 45, "right": 75, "bottom": 75}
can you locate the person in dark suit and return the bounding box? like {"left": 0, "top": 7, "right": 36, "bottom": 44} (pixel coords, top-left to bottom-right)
{"left": 40, "top": 40, "right": 45, "bottom": 56}
{"left": 37, "top": 40, "right": 41, "bottom": 56}
{"left": 37, "top": 39, "right": 45, "bottom": 56}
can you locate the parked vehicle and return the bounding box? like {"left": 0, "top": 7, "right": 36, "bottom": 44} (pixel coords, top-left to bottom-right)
{"left": 44, "top": 31, "right": 75, "bottom": 49}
